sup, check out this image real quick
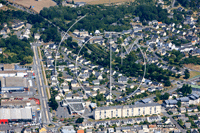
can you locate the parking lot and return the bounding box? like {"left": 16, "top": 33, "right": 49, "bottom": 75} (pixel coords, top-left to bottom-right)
{"left": 56, "top": 102, "right": 71, "bottom": 119}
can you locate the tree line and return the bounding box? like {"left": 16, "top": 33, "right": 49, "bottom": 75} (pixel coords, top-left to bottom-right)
{"left": 39, "top": 4, "right": 171, "bottom": 32}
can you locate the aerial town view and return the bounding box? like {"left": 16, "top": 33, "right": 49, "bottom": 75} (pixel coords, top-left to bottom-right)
{"left": 1, "top": 0, "right": 200, "bottom": 133}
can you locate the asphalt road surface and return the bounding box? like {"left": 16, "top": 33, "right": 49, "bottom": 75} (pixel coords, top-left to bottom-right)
{"left": 33, "top": 45, "right": 51, "bottom": 124}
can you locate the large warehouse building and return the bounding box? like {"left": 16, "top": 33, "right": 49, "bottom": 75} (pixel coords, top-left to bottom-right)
{"left": 1, "top": 77, "right": 28, "bottom": 93}
{"left": 0, "top": 108, "right": 32, "bottom": 124}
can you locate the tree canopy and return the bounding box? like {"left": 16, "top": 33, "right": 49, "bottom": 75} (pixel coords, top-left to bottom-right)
{"left": 39, "top": 4, "right": 170, "bottom": 32}
{"left": 0, "top": 36, "right": 33, "bottom": 64}
{"left": 178, "top": 84, "right": 192, "bottom": 96}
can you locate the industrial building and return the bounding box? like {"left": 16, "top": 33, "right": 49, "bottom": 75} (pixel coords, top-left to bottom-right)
{"left": 0, "top": 64, "right": 27, "bottom": 77}
{"left": 1, "top": 77, "right": 28, "bottom": 93}
{"left": 93, "top": 103, "right": 161, "bottom": 120}
{"left": 0, "top": 108, "right": 32, "bottom": 124}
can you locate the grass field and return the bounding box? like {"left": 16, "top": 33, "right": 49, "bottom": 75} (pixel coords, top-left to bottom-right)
{"left": 184, "top": 64, "right": 200, "bottom": 71}
{"left": 8, "top": 0, "right": 56, "bottom": 13}
{"left": 189, "top": 71, "right": 200, "bottom": 79}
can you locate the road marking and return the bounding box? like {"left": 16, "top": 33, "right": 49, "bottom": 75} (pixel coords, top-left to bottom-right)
{"left": 41, "top": 87, "right": 44, "bottom": 97}
{"left": 46, "top": 110, "right": 49, "bottom": 123}
{"left": 43, "top": 100, "right": 49, "bottom": 122}
{"left": 44, "top": 100, "right": 46, "bottom": 108}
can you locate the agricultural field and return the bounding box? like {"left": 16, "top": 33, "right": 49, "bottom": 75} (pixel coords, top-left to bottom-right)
{"left": 73, "top": 0, "right": 134, "bottom": 5}
{"left": 8, "top": 0, "right": 56, "bottom": 13}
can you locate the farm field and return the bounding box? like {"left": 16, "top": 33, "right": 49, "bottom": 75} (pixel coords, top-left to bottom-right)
{"left": 8, "top": 0, "right": 56, "bottom": 13}
{"left": 73, "top": 0, "right": 134, "bottom": 5}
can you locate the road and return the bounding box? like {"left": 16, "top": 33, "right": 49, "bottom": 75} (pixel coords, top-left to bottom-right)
{"left": 162, "top": 111, "right": 186, "bottom": 133}
{"left": 33, "top": 45, "right": 50, "bottom": 124}
{"left": 171, "top": 0, "right": 176, "bottom": 8}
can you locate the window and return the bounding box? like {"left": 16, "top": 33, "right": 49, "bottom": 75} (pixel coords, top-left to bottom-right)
{"left": 154, "top": 106, "right": 156, "bottom": 113}
{"left": 150, "top": 107, "right": 152, "bottom": 114}
{"left": 104, "top": 111, "right": 106, "bottom": 118}
{"left": 138, "top": 108, "right": 140, "bottom": 115}
{"left": 127, "top": 109, "right": 129, "bottom": 116}
{"left": 116, "top": 109, "right": 118, "bottom": 117}
{"left": 100, "top": 111, "right": 101, "bottom": 119}
{"left": 111, "top": 111, "right": 113, "bottom": 118}
{"left": 132, "top": 108, "right": 134, "bottom": 116}
{"left": 143, "top": 107, "right": 145, "bottom": 115}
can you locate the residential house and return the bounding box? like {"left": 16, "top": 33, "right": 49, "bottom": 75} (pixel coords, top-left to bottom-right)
{"left": 147, "top": 116, "right": 161, "bottom": 123}
{"left": 12, "top": 22, "right": 24, "bottom": 30}
{"left": 163, "top": 100, "right": 177, "bottom": 108}
{"left": 66, "top": 93, "right": 72, "bottom": 99}
{"left": 176, "top": 97, "right": 190, "bottom": 106}
{"left": 63, "top": 85, "right": 69, "bottom": 92}
{"left": 105, "top": 92, "right": 113, "bottom": 100}
{"left": 186, "top": 106, "right": 198, "bottom": 112}
{"left": 93, "top": 86, "right": 100, "bottom": 91}
{"left": 95, "top": 121, "right": 107, "bottom": 128}
{"left": 118, "top": 76, "right": 127, "bottom": 84}
{"left": 65, "top": 76, "right": 73, "bottom": 82}
{"left": 121, "top": 126, "right": 131, "bottom": 132}
{"left": 180, "top": 107, "right": 186, "bottom": 113}
{"left": 184, "top": 122, "right": 191, "bottom": 129}
{"left": 71, "top": 80, "right": 79, "bottom": 87}
{"left": 95, "top": 72, "right": 103, "bottom": 80}
{"left": 0, "top": 48, "right": 2, "bottom": 54}
{"left": 34, "top": 33, "right": 40, "bottom": 40}
{"left": 93, "top": 80, "right": 100, "bottom": 86}
{"left": 189, "top": 94, "right": 200, "bottom": 105}
{"left": 122, "top": 119, "right": 134, "bottom": 125}
{"left": 83, "top": 81, "right": 89, "bottom": 86}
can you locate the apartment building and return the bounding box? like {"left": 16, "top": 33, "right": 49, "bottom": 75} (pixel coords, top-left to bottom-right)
{"left": 93, "top": 103, "right": 161, "bottom": 120}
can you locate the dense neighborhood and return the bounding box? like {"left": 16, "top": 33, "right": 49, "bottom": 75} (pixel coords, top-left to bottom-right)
{"left": 1, "top": 0, "right": 200, "bottom": 133}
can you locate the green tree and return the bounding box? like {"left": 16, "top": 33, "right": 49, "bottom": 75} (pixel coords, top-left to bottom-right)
{"left": 76, "top": 118, "right": 84, "bottom": 123}
{"left": 176, "top": 74, "right": 181, "bottom": 78}
{"left": 154, "top": 97, "right": 159, "bottom": 102}
{"left": 23, "top": 56, "right": 33, "bottom": 64}
{"left": 177, "top": 101, "right": 181, "bottom": 108}
{"left": 197, "top": 105, "right": 200, "bottom": 111}
{"left": 164, "top": 80, "right": 171, "bottom": 86}
{"left": 58, "top": 72, "right": 63, "bottom": 77}
{"left": 179, "top": 84, "right": 192, "bottom": 96}
{"left": 162, "top": 93, "right": 170, "bottom": 100}
{"left": 49, "top": 97, "right": 58, "bottom": 110}
{"left": 184, "top": 69, "right": 190, "bottom": 79}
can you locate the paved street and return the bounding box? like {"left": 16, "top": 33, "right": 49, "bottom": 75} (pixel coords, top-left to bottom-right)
{"left": 162, "top": 111, "right": 186, "bottom": 133}
{"left": 33, "top": 45, "right": 51, "bottom": 124}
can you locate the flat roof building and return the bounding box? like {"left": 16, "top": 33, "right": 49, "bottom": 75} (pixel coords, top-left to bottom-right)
{"left": 3, "top": 64, "right": 15, "bottom": 71}
{"left": 0, "top": 108, "right": 32, "bottom": 121}
{"left": 1, "top": 77, "right": 28, "bottom": 92}
{"left": 61, "top": 99, "right": 85, "bottom": 115}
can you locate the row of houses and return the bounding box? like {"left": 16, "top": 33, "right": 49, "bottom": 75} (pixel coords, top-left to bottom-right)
{"left": 163, "top": 93, "right": 200, "bottom": 108}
